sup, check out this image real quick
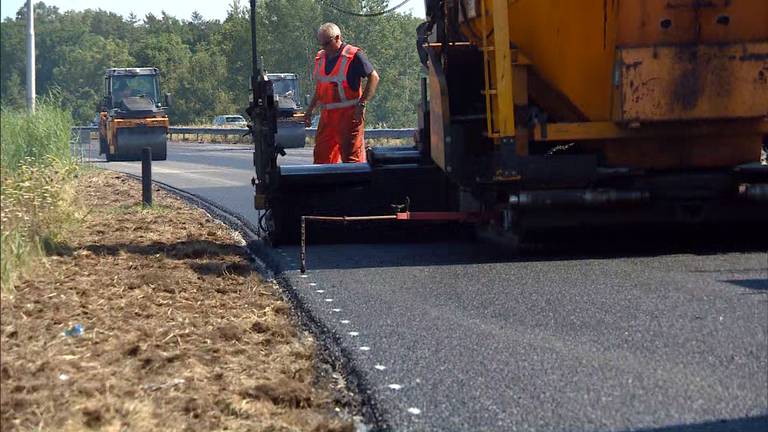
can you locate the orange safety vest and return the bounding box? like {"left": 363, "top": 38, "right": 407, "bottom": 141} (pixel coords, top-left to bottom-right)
{"left": 312, "top": 44, "right": 367, "bottom": 164}
{"left": 313, "top": 44, "right": 362, "bottom": 110}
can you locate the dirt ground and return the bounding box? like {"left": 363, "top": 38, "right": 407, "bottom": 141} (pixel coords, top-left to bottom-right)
{"left": 0, "top": 170, "right": 355, "bottom": 431}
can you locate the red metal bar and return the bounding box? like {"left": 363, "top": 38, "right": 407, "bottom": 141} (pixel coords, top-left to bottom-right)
{"left": 299, "top": 211, "right": 491, "bottom": 273}
{"left": 394, "top": 211, "right": 484, "bottom": 222}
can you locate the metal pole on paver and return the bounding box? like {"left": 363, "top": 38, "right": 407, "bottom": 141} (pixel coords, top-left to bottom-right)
{"left": 142, "top": 147, "right": 152, "bottom": 207}
{"left": 26, "top": 0, "right": 35, "bottom": 113}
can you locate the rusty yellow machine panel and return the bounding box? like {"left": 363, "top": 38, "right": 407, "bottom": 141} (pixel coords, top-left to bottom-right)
{"left": 459, "top": 0, "right": 768, "bottom": 123}
{"left": 616, "top": 43, "right": 768, "bottom": 122}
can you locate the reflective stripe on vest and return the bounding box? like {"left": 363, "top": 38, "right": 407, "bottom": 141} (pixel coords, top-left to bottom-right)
{"left": 321, "top": 99, "right": 359, "bottom": 109}
{"left": 313, "top": 44, "right": 361, "bottom": 110}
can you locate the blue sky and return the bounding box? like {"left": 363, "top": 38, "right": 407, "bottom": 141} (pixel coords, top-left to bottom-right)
{"left": 1, "top": 0, "right": 426, "bottom": 21}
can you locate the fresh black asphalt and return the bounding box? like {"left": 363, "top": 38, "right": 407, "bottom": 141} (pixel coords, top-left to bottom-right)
{"left": 95, "top": 141, "right": 768, "bottom": 431}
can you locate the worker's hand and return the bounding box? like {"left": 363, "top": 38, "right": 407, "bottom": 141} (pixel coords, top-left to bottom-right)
{"left": 304, "top": 110, "right": 313, "bottom": 127}
{"left": 353, "top": 104, "right": 366, "bottom": 123}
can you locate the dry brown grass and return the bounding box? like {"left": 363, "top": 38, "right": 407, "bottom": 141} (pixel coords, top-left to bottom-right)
{"left": 0, "top": 160, "right": 81, "bottom": 292}
{"left": 0, "top": 171, "right": 354, "bottom": 431}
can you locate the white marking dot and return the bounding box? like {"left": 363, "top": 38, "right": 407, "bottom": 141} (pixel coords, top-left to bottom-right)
{"left": 374, "top": 364, "right": 386, "bottom": 370}
{"left": 309, "top": 283, "right": 317, "bottom": 287}
{"left": 388, "top": 384, "right": 402, "bottom": 390}
{"left": 348, "top": 331, "right": 359, "bottom": 336}
{"left": 332, "top": 308, "right": 341, "bottom": 312}
{"left": 407, "top": 407, "right": 421, "bottom": 415}
{"left": 324, "top": 298, "right": 333, "bottom": 302}
{"left": 340, "top": 320, "right": 350, "bottom": 324}
{"left": 300, "top": 275, "right": 308, "bottom": 278}
{"left": 316, "top": 290, "right": 325, "bottom": 293}
{"left": 359, "top": 346, "right": 371, "bottom": 351}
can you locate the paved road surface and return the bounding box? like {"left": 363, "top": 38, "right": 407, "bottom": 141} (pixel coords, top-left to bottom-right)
{"left": 90, "top": 141, "right": 768, "bottom": 431}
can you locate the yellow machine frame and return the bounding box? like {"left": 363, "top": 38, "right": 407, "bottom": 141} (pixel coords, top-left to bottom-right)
{"left": 453, "top": 0, "right": 767, "bottom": 172}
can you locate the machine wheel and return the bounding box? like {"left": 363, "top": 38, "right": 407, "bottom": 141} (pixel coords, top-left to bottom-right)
{"left": 265, "top": 204, "right": 294, "bottom": 246}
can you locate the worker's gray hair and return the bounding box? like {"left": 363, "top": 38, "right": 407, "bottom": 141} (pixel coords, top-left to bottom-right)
{"left": 318, "top": 22, "right": 341, "bottom": 39}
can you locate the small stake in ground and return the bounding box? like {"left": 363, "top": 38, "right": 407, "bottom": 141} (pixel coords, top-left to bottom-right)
{"left": 142, "top": 147, "right": 152, "bottom": 208}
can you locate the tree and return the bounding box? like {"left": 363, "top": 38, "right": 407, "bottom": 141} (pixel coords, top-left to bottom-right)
{"left": 0, "top": 18, "right": 25, "bottom": 109}
{"left": 0, "top": 0, "right": 426, "bottom": 127}
{"left": 346, "top": 12, "right": 423, "bottom": 127}
{"left": 51, "top": 35, "right": 134, "bottom": 122}
{"left": 254, "top": 0, "right": 321, "bottom": 101}
{"left": 173, "top": 48, "right": 237, "bottom": 123}
{"left": 210, "top": 6, "right": 252, "bottom": 112}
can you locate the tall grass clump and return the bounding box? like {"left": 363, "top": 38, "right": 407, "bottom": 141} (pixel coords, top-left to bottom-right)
{"left": 1, "top": 100, "right": 73, "bottom": 171}
{"left": 1, "top": 99, "right": 79, "bottom": 291}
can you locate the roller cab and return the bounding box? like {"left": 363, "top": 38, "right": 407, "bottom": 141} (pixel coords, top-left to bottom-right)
{"left": 98, "top": 67, "right": 170, "bottom": 162}
{"left": 268, "top": 73, "right": 307, "bottom": 150}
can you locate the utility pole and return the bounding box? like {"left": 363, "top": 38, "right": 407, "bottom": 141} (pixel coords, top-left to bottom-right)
{"left": 26, "top": 0, "right": 36, "bottom": 112}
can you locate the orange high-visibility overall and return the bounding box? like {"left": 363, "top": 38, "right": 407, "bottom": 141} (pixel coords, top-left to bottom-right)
{"left": 313, "top": 44, "right": 366, "bottom": 164}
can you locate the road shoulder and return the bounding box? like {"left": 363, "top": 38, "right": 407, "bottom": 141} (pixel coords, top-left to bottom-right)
{"left": 1, "top": 170, "right": 355, "bottom": 431}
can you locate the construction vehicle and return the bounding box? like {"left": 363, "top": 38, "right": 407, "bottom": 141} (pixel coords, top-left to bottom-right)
{"left": 98, "top": 68, "right": 171, "bottom": 161}
{"left": 268, "top": 73, "right": 306, "bottom": 149}
{"left": 249, "top": 0, "right": 768, "bottom": 246}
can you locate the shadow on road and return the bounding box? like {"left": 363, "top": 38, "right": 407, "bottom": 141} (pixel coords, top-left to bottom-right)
{"left": 274, "top": 224, "right": 767, "bottom": 271}
{"left": 723, "top": 279, "right": 768, "bottom": 292}
{"left": 626, "top": 415, "right": 768, "bottom": 432}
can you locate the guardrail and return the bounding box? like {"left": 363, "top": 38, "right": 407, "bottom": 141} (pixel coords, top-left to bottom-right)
{"left": 73, "top": 126, "right": 416, "bottom": 139}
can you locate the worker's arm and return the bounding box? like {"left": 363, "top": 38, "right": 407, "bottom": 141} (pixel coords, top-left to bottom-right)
{"left": 355, "top": 70, "right": 380, "bottom": 122}
{"left": 304, "top": 89, "right": 318, "bottom": 127}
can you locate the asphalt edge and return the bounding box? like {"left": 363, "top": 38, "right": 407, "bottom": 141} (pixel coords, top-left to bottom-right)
{"left": 121, "top": 172, "right": 391, "bottom": 431}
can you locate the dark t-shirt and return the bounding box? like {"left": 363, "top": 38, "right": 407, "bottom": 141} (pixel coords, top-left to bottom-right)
{"left": 323, "top": 43, "right": 374, "bottom": 92}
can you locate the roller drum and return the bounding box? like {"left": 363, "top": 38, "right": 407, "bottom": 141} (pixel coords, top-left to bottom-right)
{"left": 113, "top": 127, "right": 167, "bottom": 161}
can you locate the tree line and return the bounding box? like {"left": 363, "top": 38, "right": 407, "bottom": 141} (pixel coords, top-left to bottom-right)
{"left": 0, "top": 1, "right": 425, "bottom": 127}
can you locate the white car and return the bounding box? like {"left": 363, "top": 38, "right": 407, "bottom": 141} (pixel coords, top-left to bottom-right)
{"left": 213, "top": 115, "right": 247, "bottom": 128}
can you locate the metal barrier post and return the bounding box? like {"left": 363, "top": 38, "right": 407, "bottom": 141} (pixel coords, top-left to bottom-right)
{"left": 142, "top": 147, "right": 152, "bottom": 208}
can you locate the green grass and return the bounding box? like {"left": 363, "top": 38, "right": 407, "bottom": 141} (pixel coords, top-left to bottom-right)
{"left": 1, "top": 100, "right": 79, "bottom": 291}
{"left": 1, "top": 100, "right": 73, "bottom": 173}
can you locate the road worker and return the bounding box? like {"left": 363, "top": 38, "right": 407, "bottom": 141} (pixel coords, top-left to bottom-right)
{"left": 304, "top": 22, "right": 380, "bottom": 164}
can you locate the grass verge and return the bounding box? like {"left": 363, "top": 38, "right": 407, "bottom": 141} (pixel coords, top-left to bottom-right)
{"left": 1, "top": 102, "right": 78, "bottom": 291}
{"left": 0, "top": 170, "right": 356, "bottom": 431}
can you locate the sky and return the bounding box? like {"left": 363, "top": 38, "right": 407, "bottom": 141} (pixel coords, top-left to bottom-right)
{"left": 0, "top": 0, "right": 426, "bottom": 21}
